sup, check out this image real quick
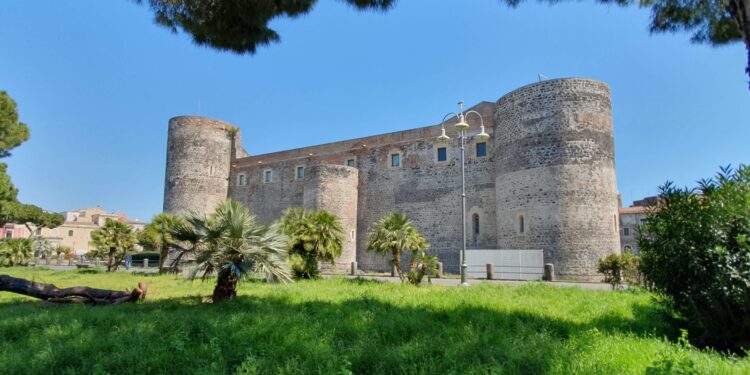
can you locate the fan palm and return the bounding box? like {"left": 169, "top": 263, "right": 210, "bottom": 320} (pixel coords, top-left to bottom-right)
{"left": 0, "top": 238, "right": 32, "bottom": 266}
{"left": 366, "top": 212, "right": 429, "bottom": 282}
{"left": 278, "top": 207, "right": 343, "bottom": 278}
{"left": 90, "top": 219, "right": 136, "bottom": 272}
{"left": 139, "top": 213, "right": 184, "bottom": 273}
{"left": 170, "top": 199, "right": 291, "bottom": 302}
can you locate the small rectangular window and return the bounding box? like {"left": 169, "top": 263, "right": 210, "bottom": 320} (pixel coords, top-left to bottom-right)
{"left": 238, "top": 174, "right": 246, "bottom": 186}
{"left": 68, "top": 230, "right": 74, "bottom": 237}
{"left": 264, "top": 170, "right": 272, "bottom": 183}
{"left": 437, "top": 147, "right": 447, "bottom": 162}
{"left": 4, "top": 231, "right": 11, "bottom": 239}
{"left": 347, "top": 159, "right": 355, "bottom": 167}
{"left": 623, "top": 227, "right": 630, "bottom": 236}
{"left": 476, "top": 142, "right": 487, "bottom": 157}
{"left": 391, "top": 154, "right": 400, "bottom": 167}
{"left": 296, "top": 166, "right": 304, "bottom": 179}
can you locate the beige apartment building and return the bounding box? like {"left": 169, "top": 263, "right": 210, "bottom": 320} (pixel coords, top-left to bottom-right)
{"left": 2, "top": 207, "right": 145, "bottom": 255}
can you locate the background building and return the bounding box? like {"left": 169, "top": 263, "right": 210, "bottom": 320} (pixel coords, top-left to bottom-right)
{"left": 3, "top": 207, "right": 145, "bottom": 255}
{"left": 618, "top": 196, "right": 656, "bottom": 255}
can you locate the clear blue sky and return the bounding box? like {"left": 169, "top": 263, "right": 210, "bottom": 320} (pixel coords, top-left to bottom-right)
{"left": 1, "top": 0, "right": 748, "bottom": 222}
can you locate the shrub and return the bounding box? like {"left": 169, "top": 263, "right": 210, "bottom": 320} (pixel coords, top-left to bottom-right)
{"left": 638, "top": 165, "right": 750, "bottom": 353}
{"left": 597, "top": 252, "right": 640, "bottom": 290}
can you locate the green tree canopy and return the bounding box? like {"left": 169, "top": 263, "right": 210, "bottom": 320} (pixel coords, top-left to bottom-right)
{"left": 90, "top": 219, "right": 137, "bottom": 272}
{"left": 0, "top": 91, "right": 30, "bottom": 158}
{"left": 136, "top": 0, "right": 394, "bottom": 53}
{"left": 0, "top": 91, "right": 64, "bottom": 231}
{"left": 0, "top": 238, "right": 33, "bottom": 267}
{"left": 366, "top": 211, "right": 429, "bottom": 283}
{"left": 278, "top": 207, "right": 344, "bottom": 279}
{"left": 170, "top": 200, "right": 292, "bottom": 302}
{"left": 138, "top": 212, "right": 184, "bottom": 272}
{"left": 638, "top": 165, "right": 750, "bottom": 352}
{"left": 136, "top": 0, "right": 749, "bottom": 88}
{"left": 0, "top": 163, "right": 18, "bottom": 203}
{"left": 0, "top": 201, "right": 64, "bottom": 233}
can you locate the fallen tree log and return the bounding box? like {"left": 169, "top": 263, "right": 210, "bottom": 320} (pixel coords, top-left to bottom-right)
{"left": 0, "top": 274, "right": 146, "bottom": 304}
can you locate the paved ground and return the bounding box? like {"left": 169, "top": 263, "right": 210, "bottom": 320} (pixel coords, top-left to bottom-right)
{"left": 327, "top": 274, "right": 614, "bottom": 291}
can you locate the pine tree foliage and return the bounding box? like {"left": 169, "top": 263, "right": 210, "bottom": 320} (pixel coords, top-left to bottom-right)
{"left": 135, "top": 0, "right": 750, "bottom": 89}
{"left": 0, "top": 91, "right": 30, "bottom": 159}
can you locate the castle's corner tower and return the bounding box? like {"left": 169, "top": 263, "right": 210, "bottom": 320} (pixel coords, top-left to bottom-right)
{"left": 163, "top": 116, "right": 241, "bottom": 215}
{"left": 303, "top": 164, "right": 359, "bottom": 273}
{"left": 494, "top": 78, "right": 620, "bottom": 280}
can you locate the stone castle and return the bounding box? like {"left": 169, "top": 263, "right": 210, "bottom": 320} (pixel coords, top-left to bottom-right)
{"left": 163, "top": 78, "right": 621, "bottom": 280}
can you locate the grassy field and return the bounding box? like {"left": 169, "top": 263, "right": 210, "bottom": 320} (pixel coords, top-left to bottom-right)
{"left": 0, "top": 268, "right": 748, "bottom": 374}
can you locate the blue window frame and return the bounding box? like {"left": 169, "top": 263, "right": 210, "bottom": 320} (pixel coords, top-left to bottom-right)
{"left": 437, "top": 147, "right": 447, "bottom": 162}
{"left": 391, "top": 154, "right": 400, "bottom": 167}
{"left": 476, "top": 142, "right": 487, "bottom": 157}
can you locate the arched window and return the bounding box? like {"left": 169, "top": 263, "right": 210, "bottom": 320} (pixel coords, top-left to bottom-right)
{"left": 518, "top": 215, "right": 525, "bottom": 234}
{"left": 472, "top": 213, "right": 480, "bottom": 235}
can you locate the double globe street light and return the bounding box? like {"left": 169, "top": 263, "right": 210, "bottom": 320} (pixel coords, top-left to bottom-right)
{"left": 437, "top": 101, "right": 489, "bottom": 286}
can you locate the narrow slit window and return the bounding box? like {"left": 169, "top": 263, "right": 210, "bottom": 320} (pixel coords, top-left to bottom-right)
{"left": 391, "top": 154, "right": 400, "bottom": 167}
{"left": 519, "top": 216, "right": 525, "bottom": 234}
{"left": 476, "top": 142, "right": 487, "bottom": 157}
{"left": 437, "top": 147, "right": 447, "bottom": 162}
{"left": 472, "top": 213, "right": 480, "bottom": 235}
{"left": 238, "top": 174, "right": 246, "bottom": 186}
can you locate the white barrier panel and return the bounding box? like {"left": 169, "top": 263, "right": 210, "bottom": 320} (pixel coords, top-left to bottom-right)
{"left": 464, "top": 249, "right": 544, "bottom": 280}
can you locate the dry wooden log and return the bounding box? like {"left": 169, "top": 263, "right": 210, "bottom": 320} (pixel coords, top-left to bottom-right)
{"left": 0, "top": 274, "right": 146, "bottom": 304}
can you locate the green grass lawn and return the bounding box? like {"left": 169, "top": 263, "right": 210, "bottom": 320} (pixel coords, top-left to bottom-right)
{"left": 0, "top": 268, "right": 748, "bottom": 374}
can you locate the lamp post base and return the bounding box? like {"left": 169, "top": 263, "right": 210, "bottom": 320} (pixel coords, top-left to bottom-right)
{"left": 459, "top": 263, "right": 470, "bottom": 287}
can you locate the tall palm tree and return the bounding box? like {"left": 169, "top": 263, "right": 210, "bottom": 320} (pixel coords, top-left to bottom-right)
{"left": 170, "top": 200, "right": 292, "bottom": 302}
{"left": 90, "top": 219, "right": 136, "bottom": 272}
{"left": 139, "top": 213, "right": 184, "bottom": 273}
{"left": 366, "top": 212, "right": 429, "bottom": 282}
{"left": 278, "top": 208, "right": 343, "bottom": 279}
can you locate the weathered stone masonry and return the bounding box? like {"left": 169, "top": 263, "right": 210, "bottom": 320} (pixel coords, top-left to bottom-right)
{"left": 163, "top": 78, "right": 621, "bottom": 280}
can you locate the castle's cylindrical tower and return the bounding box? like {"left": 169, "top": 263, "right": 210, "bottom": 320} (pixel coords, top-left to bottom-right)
{"left": 163, "top": 116, "right": 238, "bottom": 215}
{"left": 494, "top": 78, "right": 620, "bottom": 280}
{"left": 303, "top": 164, "right": 359, "bottom": 273}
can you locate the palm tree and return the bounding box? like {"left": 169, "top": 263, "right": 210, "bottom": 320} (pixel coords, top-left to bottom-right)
{"left": 0, "top": 238, "right": 32, "bottom": 266}
{"left": 90, "top": 219, "right": 136, "bottom": 272}
{"left": 170, "top": 200, "right": 291, "bottom": 302}
{"left": 139, "top": 213, "right": 184, "bottom": 273}
{"left": 366, "top": 212, "right": 429, "bottom": 283}
{"left": 278, "top": 208, "right": 343, "bottom": 279}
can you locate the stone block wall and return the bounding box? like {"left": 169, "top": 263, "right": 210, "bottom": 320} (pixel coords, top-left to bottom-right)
{"left": 494, "top": 78, "right": 620, "bottom": 280}
{"left": 303, "top": 165, "right": 358, "bottom": 272}
{"left": 163, "top": 116, "right": 240, "bottom": 216}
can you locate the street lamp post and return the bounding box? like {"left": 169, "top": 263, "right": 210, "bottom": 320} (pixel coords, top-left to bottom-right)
{"left": 437, "top": 101, "right": 489, "bottom": 286}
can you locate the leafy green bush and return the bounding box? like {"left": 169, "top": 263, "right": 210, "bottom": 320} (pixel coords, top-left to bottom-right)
{"left": 597, "top": 252, "right": 640, "bottom": 290}
{"left": 638, "top": 165, "right": 750, "bottom": 353}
